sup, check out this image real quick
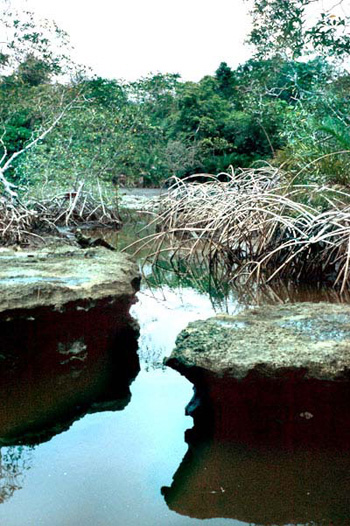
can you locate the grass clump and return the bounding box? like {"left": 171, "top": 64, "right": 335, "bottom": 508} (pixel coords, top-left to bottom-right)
{"left": 139, "top": 167, "right": 350, "bottom": 293}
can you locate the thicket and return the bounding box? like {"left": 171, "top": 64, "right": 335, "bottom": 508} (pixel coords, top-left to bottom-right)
{"left": 126, "top": 0, "right": 350, "bottom": 290}
{"left": 2, "top": 60, "right": 348, "bottom": 192}
{"left": 144, "top": 170, "right": 350, "bottom": 291}
{"left": 0, "top": 1, "right": 349, "bottom": 195}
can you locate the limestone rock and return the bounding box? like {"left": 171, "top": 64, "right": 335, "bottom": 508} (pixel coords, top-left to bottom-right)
{"left": 0, "top": 246, "right": 140, "bottom": 312}
{"left": 167, "top": 302, "right": 350, "bottom": 381}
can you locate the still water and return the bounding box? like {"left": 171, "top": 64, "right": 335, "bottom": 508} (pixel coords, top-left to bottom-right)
{"left": 0, "top": 278, "right": 245, "bottom": 526}
{"left": 0, "top": 224, "right": 349, "bottom": 525}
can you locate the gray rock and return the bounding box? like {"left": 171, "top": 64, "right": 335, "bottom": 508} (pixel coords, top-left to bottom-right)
{"left": 0, "top": 245, "right": 141, "bottom": 446}
{"left": 0, "top": 246, "right": 140, "bottom": 312}
{"left": 167, "top": 302, "right": 350, "bottom": 381}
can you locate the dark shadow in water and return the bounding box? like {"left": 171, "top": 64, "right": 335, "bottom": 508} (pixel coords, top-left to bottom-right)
{"left": 162, "top": 375, "right": 350, "bottom": 525}
{"left": 0, "top": 296, "right": 140, "bottom": 446}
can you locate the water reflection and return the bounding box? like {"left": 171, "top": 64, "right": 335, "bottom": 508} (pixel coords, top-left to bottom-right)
{"left": 163, "top": 377, "right": 350, "bottom": 525}
{"left": 0, "top": 446, "right": 33, "bottom": 504}
{"left": 132, "top": 254, "right": 350, "bottom": 524}
{"left": 0, "top": 221, "right": 349, "bottom": 524}
{"left": 0, "top": 297, "right": 140, "bottom": 446}
{"left": 146, "top": 260, "right": 350, "bottom": 310}
{"left": 88, "top": 223, "right": 350, "bottom": 309}
{"left": 131, "top": 285, "right": 239, "bottom": 368}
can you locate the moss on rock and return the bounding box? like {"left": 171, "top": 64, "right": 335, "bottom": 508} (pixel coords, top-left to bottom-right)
{"left": 168, "top": 302, "right": 350, "bottom": 381}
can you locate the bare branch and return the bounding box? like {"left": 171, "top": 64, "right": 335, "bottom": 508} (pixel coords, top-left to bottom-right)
{"left": 0, "top": 131, "right": 7, "bottom": 165}
{"left": 1, "top": 100, "right": 74, "bottom": 175}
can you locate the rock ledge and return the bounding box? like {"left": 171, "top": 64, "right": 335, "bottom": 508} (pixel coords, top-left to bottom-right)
{"left": 167, "top": 302, "right": 350, "bottom": 381}
{"left": 0, "top": 246, "right": 139, "bottom": 312}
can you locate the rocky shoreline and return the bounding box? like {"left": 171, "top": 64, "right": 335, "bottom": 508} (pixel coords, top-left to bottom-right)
{"left": 0, "top": 244, "right": 141, "bottom": 444}
{"left": 0, "top": 245, "right": 140, "bottom": 312}
{"left": 163, "top": 302, "right": 350, "bottom": 525}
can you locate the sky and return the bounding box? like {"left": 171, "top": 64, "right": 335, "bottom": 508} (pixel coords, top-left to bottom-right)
{"left": 14, "top": 0, "right": 253, "bottom": 81}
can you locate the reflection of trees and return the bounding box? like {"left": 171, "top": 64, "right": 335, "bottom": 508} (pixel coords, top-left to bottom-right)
{"left": 0, "top": 446, "right": 33, "bottom": 504}
{"left": 145, "top": 258, "right": 350, "bottom": 311}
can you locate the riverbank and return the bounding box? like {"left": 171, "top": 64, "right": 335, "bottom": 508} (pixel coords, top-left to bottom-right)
{"left": 0, "top": 192, "right": 349, "bottom": 525}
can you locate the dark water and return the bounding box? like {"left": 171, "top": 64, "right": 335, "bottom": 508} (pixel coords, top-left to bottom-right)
{"left": 0, "top": 278, "right": 242, "bottom": 526}
{"left": 0, "top": 224, "right": 349, "bottom": 525}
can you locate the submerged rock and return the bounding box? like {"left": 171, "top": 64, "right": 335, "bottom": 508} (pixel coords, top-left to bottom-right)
{"left": 167, "top": 302, "right": 350, "bottom": 381}
{"left": 0, "top": 246, "right": 140, "bottom": 312}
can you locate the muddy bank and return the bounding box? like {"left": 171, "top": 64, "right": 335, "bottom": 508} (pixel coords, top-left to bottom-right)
{"left": 119, "top": 187, "right": 164, "bottom": 211}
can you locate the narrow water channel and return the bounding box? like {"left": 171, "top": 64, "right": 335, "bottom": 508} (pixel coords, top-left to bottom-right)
{"left": 0, "top": 218, "right": 349, "bottom": 525}
{"left": 0, "top": 275, "right": 241, "bottom": 526}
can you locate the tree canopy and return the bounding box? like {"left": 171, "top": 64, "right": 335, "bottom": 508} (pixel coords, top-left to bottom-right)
{"left": 0, "top": 0, "right": 349, "bottom": 196}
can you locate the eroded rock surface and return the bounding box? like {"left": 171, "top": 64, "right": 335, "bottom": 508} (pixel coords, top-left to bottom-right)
{"left": 0, "top": 245, "right": 141, "bottom": 444}
{"left": 164, "top": 302, "right": 350, "bottom": 525}
{"left": 167, "top": 302, "right": 350, "bottom": 381}
{"left": 0, "top": 246, "right": 140, "bottom": 312}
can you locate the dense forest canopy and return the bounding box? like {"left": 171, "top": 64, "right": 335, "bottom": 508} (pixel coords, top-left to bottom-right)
{"left": 0, "top": 0, "right": 349, "bottom": 195}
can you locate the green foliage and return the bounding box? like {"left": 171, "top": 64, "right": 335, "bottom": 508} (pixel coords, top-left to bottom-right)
{"left": 1, "top": 0, "right": 349, "bottom": 195}
{"left": 10, "top": 55, "right": 349, "bottom": 190}
{"left": 247, "top": 0, "right": 350, "bottom": 60}
{"left": 245, "top": 0, "right": 350, "bottom": 186}
{"left": 0, "top": 1, "right": 77, "bottom": 79}
{"left": 215, "top": 62, "right": 236, "bottom": 98}
{"left": 271, "top": 69, "right": 350, "bottom": 185}
{"left": 82, "top": 77, "right": 127, "bottom": 108}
